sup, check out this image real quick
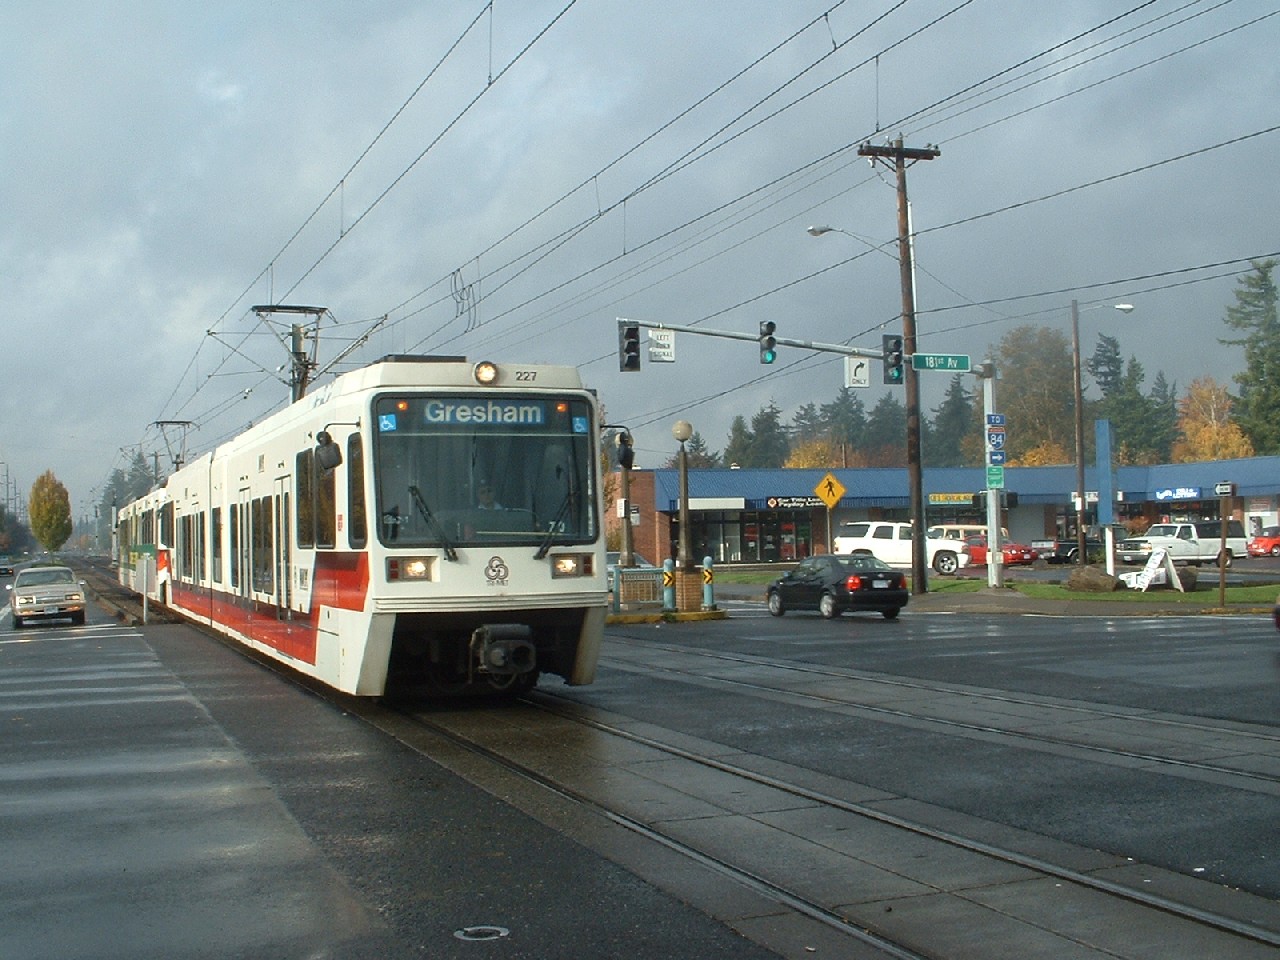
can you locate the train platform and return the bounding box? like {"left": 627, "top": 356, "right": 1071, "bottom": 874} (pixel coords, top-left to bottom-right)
{"left": 0, "top": 617, "right": 781, "bottom": 960}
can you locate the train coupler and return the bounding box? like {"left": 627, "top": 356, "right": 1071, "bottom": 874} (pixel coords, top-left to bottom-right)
{"left": 470, "top": 624, "right": 537, "bottom": 677}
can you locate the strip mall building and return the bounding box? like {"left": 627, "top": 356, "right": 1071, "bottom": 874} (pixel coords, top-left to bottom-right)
{"left": 615, "top": 456, "right": 1280, "bottom": 566}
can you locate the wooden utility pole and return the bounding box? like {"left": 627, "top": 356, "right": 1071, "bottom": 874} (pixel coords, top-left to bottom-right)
{"left": 858, "top": 138, "right": 940, "bottom": 595}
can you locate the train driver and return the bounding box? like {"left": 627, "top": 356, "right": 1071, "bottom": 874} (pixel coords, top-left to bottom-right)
{"left": 476, "top": 480, "right": 504, "bottom": 510}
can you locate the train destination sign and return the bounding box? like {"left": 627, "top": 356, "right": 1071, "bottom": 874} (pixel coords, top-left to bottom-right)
{"left": 911, "top": 353, "right": 970, "bottom": 372}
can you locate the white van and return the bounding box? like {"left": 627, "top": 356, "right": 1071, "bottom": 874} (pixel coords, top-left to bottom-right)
{"left": 927, "top": 524, "right": 1008, "bottom": 542}
{"left": 833, "top": 521, "right": 971, "bottom": 575}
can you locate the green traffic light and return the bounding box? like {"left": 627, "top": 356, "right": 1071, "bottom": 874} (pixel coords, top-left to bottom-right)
{"left": 762, "top": 348, "right": 776, "bottom": 364}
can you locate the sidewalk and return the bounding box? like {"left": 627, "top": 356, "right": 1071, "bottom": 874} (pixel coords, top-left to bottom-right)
{"left": 710, "top": 581, "right": 1276, "bottom": 617}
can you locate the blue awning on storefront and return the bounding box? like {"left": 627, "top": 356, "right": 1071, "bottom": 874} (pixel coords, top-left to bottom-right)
{"left": 648, "top": 456, "right": 1280, "bottom": 513}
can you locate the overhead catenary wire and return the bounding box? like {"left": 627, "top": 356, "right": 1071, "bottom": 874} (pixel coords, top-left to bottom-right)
{"left": 117, "top": 3, "right": 1274, "bottom": 497}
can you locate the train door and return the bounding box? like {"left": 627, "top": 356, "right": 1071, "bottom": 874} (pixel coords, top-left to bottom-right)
{"left": 274, "top": 477, "right": 292, "bottom": 619}
{"left": 235, "top": 487, "right": 252, "bottom": 631}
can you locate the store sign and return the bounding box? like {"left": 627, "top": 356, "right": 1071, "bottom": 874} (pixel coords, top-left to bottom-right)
{"left": 766, "top": 496, "right": 824, "bottom": 509}
{"left": 1155, "top": 486, "right": 1201, "bottom": 501}
{"left": 929, "top": 492, "right": 975, "bottom": 504}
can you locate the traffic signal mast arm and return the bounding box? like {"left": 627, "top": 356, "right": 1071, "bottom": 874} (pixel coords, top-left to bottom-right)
{"left": 616, "top": 317, "right": 883, "bottom": 361}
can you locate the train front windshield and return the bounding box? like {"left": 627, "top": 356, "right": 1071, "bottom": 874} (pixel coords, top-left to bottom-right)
{"left": 372, "top": 393, "right": 598, "bottom": 549}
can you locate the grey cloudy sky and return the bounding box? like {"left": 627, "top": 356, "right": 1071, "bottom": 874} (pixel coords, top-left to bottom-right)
{"left": 2, "top": 0, "right": 1277, "bottom": 516}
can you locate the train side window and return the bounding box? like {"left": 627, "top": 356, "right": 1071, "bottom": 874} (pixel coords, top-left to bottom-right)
{"left": 317, "top": 462, "right": 336, "bottom": 548}
{"left": 197, "top": 510, "right": 207, "bottom": 583}
{"left": 211, "top": 507, "right": 223, "bottom": 584}
{"left": 229, "top": 504, "right": 240, "bottom": 589}
{"left": 252, "top": 496, "right": 273, "bottom": 594}
{"left": 348, "top": 433, "right": 367, "bottom": 548}
{"left": 296, "top": 450, "right": 315, "bottom": 548}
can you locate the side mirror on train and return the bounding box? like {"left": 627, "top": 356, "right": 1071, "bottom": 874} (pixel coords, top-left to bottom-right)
{"left": 315, "top": 431, "right": 343, "bottom": 471}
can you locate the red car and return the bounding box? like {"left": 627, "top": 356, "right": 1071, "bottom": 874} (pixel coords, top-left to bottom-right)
{"left": 963, "top": 535, "right": 1038, "bottom": 567}
{"left": 1247, "top": 526, "right": 1280, "bottom": 557}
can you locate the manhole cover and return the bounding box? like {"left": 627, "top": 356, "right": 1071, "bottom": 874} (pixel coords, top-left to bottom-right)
{"left": 453, "top": 925, "right": 510, "bottom": 942}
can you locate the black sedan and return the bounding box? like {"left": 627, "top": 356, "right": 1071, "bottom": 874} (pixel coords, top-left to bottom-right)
{"left": 766, "top": 554, "right": 908, "bottom": 620}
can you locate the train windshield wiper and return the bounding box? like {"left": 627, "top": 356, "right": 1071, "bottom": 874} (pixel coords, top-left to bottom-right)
{"left": 534, "top": 490, "right": 574, "bottom": 560}
{"left": 408, "top": 485, "right": 458, "bottom": 561}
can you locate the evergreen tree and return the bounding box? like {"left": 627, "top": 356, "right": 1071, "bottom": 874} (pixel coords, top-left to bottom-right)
{"left": 790, "top": 402, "right": 825, "bottom": 444}
{"left": 1146, "top": 372, "right": 1179, "bottom": 463}
{"left": 684, "top": 432, "right": 721, "bottom": 468}
{"left": 747, "top": 402, "right": 790, "bottom": 468}
{"left": 127, "top": 450, "right": 156, "bottom": 499}
{"left": 1102, "top": 356, "right": 1153, "bottom": 464}
{"left": 722, "top": 416, "right": 753, "bottom": 469}
{"left": 1221, "top": 260, "right": 1280, "bottom": 454}
{"left": 819, "top": 388, "right": 866, "bottom": 464}
{"left": 1086, "top": 333, "right": 1124, "bottom": 398}
{"left": 862, "top": 393, "right": 906, "bottom": 466}
{"left": 924, "top": 374, "right": 976, "bottom": 466}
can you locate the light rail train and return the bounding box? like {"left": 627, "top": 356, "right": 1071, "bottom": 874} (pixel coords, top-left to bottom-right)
{"left": 114, "top": 355, "right": 606, "bottom": 696}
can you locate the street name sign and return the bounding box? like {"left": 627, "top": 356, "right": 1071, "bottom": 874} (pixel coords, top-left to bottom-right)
{"left": 911, "top": 353, "right": 970, "bottom": 372}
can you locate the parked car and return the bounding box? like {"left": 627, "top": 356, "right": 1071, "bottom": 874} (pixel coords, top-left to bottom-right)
{"left": 962, "top": 535, "right": 1038, "bottom": 567}
{"left": 1030, "top": 536, "right": 1105, "bottom": 564}
{"left": 7, "top": 565, "right": 86, "bottom": 627}
{"left": 831, "top": 521, "right": 970, "bottom": 575}
{"left": 766, "top": 554, "right": 908, "bottom": 620}
{"left": 1247, "top": 526, "right": 1280, "bottom": 558}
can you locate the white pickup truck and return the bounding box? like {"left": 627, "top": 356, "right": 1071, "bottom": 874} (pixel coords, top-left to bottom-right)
{"left": 832, "top": 521, "right": 971, "bottom": 575}
{"left": 1116, "top": 520, "right": 1248, "bottom": 567}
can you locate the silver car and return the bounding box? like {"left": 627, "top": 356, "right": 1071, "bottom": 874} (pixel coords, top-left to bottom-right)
{"left": 8, "top": 565, "right": 86, "bottom": 627}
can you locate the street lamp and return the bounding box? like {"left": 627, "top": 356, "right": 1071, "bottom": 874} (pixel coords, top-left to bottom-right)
{"left": 673, "top": 420, "right": 693, "bottom": 571}
{"left": 1072, "top": 300, "right": 1135, "bottom": 565}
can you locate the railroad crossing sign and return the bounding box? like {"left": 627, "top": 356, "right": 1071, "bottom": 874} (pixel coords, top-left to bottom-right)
{"left": 815, "top": 472, "right": 846, "bottom": 509}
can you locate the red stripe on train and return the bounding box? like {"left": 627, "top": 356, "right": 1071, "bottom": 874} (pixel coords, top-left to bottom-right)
{"left": 168, "top": 552, "right": 371, "bottom": 665}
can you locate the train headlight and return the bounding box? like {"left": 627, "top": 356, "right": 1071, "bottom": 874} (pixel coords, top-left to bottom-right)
{"left": 473, "top": 361, "right": 499, "bottom": 384}
{"left": 387, "top": 557, "right": 435, "bottom": 581}
{"left": 550, "top": 553, "right": 595, "bottom": 578}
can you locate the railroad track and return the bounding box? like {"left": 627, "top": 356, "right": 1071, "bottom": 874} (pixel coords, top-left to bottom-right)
{"left": 350, "top": 690, "right": 1280, "bottom": 960}
{"left": 599, "top": 636, "right": 1280, "bottom": 795}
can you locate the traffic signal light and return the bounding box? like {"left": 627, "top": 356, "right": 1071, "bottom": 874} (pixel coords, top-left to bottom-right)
{"left": 618, "top": 322, "right": 641, "bottom": 372}
{"left": 759, "top": 321, "right": 777, "bottom": 364}
{"left": 882, "top": 333, "right": 904, "bottom": 384}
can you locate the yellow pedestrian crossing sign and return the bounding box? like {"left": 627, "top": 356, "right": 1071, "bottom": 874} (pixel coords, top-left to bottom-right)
{"left": 815, "top": 472, "right": 846, "bottom": 509}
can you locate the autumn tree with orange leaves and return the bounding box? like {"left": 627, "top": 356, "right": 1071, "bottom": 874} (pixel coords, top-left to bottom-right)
{"left": 1170, "top": 377, "right": 1254, "bottom": 462}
